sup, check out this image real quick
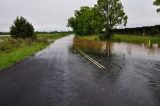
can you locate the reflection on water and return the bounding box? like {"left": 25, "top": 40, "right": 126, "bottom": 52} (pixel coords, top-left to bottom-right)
{"left": 73, "top": 38, "right": 160, "bottom": 61}
{"left": 73, "top": 38, "right": 114, "bottom": 56}
{"left": 72, "top": 37, "right": 160, "bottom": 106}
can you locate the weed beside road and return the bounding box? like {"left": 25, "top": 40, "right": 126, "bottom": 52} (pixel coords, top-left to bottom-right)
{"left": 0, "top": 33, "right": 67, "bottom": 69}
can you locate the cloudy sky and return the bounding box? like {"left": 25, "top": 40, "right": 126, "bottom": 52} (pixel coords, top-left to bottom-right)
{"left": 0, "top": 0, "right": 159, "bottom": 32}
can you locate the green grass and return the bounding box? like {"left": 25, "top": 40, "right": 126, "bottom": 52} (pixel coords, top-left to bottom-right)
{"left": 112, "top": 35, "right": 160, "bottom": 44}
{"left": 0, "top": 33, "right": 67, "bottom": 69}
{"left": 0, "top": 36, "right": 10, "bottom": 40}
{"left": 0, "top": 42, "right": 47, "bottom": 69}
{"left": 78, "top": 35, "right": 100, "bottom": 41}
{"left": 79, "top": 34, "right": 160, "bottom": 44}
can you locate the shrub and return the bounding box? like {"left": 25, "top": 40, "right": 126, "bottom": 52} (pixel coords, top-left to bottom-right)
{"left": 10, "top": 16, "right": 35, "bottom": 39}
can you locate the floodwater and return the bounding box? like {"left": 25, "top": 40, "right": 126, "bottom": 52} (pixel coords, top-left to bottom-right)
{"left": 73, "top": 38, "right": 160, "bottom": 105}
{"left": 0, "top": 35, "right": 160, "bottom": 106}
{"left": 73, "top": 38, "right": 160, "bottom": 61}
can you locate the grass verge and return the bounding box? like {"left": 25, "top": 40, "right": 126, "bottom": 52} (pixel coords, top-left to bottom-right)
{"left": 0, "top": 33, "right": 67, "bottom": 69}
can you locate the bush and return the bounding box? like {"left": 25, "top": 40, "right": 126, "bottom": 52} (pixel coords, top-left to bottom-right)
{"left": 10, "top": 16, "right": 35, "bottom": 39}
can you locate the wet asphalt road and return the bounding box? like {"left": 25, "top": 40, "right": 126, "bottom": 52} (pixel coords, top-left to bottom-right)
{"left": 0, "top": 35, "right": 160, "bottom": 106}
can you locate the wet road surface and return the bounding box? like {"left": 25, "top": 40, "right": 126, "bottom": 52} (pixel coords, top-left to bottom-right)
{"left": 0, "top": 35, "right": 160, "bottom": 106}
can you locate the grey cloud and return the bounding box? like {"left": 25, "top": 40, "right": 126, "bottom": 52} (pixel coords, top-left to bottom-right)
{"left": 0, "top": 0, "right": 159, "bottom": 32}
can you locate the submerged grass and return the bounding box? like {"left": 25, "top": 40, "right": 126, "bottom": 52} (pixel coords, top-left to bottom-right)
{"left": 79, "top": 34, "right": 160, "bottom": 44}
{"left": 0, "top": 33, "right": 67, "bottom": 69}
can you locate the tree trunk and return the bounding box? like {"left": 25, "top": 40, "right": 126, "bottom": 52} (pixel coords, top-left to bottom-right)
{"left": 105, "top": 27, "right": 112, "bottom": 39}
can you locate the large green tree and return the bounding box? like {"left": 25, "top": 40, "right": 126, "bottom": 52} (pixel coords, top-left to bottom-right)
{"left": 68, "top": 6, "right": 105, "bottom": 35}
{"left": 90, "top": 5, "right": 105, "bottom": 34}
{"left": 67, "top": 0, "right": 127, "bottom": 37}
{"left": 10, "top": 16, "right": 35, "bottom": 39}
{"left": 154, "top": 0, "right": 160, "bottom": 12}
{"left": 97, "top": 0, "right": 128, "bottom": 39}
{"left": 68, "top": 6, "right": 95, "bottom": 35}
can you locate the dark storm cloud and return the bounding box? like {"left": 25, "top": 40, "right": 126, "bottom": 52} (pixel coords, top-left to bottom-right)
{"left": 0, "top": 0, "right": 159, "bottom": 31}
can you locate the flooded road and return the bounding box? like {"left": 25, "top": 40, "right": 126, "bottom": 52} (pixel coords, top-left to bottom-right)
{"left": 74, "top": 38, "right": 160, "bottom": 60}
{"left": 73, "top": 38, "right": 160, "bottom": 106}
{"left": 0, "top": 35, "right": 160, "bottom": 106}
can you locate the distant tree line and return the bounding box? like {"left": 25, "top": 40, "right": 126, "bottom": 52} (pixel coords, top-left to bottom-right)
{"left": 113, "top": 25, "right": 160, "bottom": 36}
{"left": 35, "top": 31, "right": 73, "bottom": 34}
{"left": 35, "top": 31, "right": 58, "bottom": 34}
{"left": 1, "top": 15, "right": 73, "bottom": 38}
{"left": 0, "top": 32, "right": 10, "bottom": 35}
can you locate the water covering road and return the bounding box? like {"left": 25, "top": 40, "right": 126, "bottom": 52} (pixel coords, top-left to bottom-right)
{"left": 0, "top": 35, "right": 160, "bottom": 106}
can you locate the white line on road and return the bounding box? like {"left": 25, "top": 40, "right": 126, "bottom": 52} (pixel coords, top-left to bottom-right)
{"left": 77, "top": 48, "right": 105, "bottom": 69}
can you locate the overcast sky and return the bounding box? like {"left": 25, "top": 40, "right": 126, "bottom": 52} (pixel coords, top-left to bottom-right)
{"left": 0, "top": 0, "right": 159, "bottom": 32}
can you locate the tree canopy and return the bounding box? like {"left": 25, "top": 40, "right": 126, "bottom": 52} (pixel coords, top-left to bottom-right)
{"left": 68, "top": 6, "right": 96, "bottom": 35}
{"left": 10, "top": 16, "right": 35, "bottom": 39}
{"left": 97, "top": 0, "right": 128, "bottom": 39}
{"left": 67, "top": 0, "right": 128, "bottom": 39}
{"left": 154, "top": 0, "right": 160, "bottom": 12}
